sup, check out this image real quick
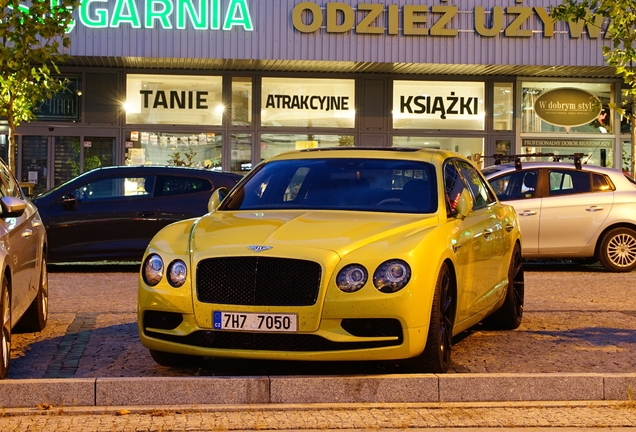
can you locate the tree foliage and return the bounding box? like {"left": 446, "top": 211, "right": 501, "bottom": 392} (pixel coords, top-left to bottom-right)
{"left": 551, "top": 0, "right": 636, "bottom": 174}
{"left": 0, "top": 0, "right": 80, "bottom": 174}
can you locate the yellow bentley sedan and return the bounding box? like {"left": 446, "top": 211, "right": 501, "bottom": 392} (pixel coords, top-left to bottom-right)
{"left": 138, "top": 148, "right": 523, "bottom": 373}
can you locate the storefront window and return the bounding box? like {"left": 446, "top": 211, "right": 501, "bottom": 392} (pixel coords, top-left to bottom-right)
{"left": 493, "top": 83, "right": 513, "bottom": 131}
{"left": 521, "top": 82, "right": 613, "bottom": 134}
{"left": 84, "top": 137, "right": 115, "bottom": 172}
{"left": 125, "top": 74, "right": 223, "bottom": 126}
{"left": 231, "top": 133, "right": 252, "bottom": 174}
{"left": 125, "top": 131, "right": 222, "bottom": 169}
{"left": 261, "top": 78, "right": 355, "bottom": 128}
{"left": 392, "top": 136, "right": 485, "bottom": 168}
{"left": 621, "top": 89, "right": 635, "bottom": 135}
{"left": 392, "top": 81, "right": 485, "bottom": 131}
{"left": 260, "top": 134, "right": 354, "bottom": 161}
{"left": 522, "top": 141, "right": 613, "bottom": 167}
{"left": 232, "top": 77, "right": 252, "bottom": 126}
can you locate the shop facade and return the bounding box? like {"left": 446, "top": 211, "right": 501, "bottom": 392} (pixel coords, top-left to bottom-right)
{"left": 8, "top": 0, "right": 628, "bottom": 195}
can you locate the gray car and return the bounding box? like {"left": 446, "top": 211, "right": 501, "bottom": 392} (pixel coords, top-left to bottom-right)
{"left": 0, "top": 158, "right": 48, "bottom": 379}
{"left": 483, "top": 159, "right": 636, "bottom": 272}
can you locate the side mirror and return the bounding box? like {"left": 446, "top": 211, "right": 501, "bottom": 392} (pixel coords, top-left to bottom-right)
{"left": 207, "top": 187, "right": 228, "bottom": 212}
{"left": 0, "top": 196, "right": 26, "bottom": 218}
{"left": 455, "top": 188, "right": 474, "bottom": 220}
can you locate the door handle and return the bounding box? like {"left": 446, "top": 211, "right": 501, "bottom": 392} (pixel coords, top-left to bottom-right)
{"left": 22, "top": 229, "right": 33, "bottom": 238}
{"left": 517, "top": 210, "right": 537, "bottom": 216}
{"left": 137, "top": 211, "right": 156, "bottom": 218}
{"left": 32, "top": 220, "right": 42, "bottom": 228}
{"left": 483, "top": 228, "right": 494, "bottom": 239}
{"left": 505, "top": 223, "right": 514, "bottom": 232}
{"left": 585, "top": 206, "right": 604, "bottom": 212}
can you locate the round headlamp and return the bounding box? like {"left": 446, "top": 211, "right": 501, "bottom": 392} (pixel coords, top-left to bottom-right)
{"left": 373, "top": 260, "right": 411, "bottom": 293}
{"left": 143, "top": 254, "right": 164, "bottom": 286}
{"left": 167, "top": 260, "right": 188, "bottom": 288}
{"left": 336, "top": 264, "right": 368, "bottom": 293}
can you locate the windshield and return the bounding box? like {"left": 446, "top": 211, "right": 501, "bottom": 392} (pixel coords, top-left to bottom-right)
{"left": 221, "top": 158, "right": 438, "bottom": 213}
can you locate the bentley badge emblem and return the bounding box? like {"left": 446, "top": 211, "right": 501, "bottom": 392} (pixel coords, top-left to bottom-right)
{"left": 248, "top": 246, "right": 273, "bottom": 252}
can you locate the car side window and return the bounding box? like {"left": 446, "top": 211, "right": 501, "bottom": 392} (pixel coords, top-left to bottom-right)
{"left": 444, "top": 162, "right": 464, "bottom": 216}
{"left": 73, "top": 176, "right": 155, "bottom": 201}
{"left": 593, "top": 174, "right": 612, "bottom": 192}
{"left": 548, "top": 170, "right": 591, "bottom": 196}
{"left": 0, "top": 163, "right": 21, "bottom": 199}
{"left": 156, "top": 176, "right": 212, "bottom": 197}
{"left": 489, "top": 169, "right": 539, "bottom": 201}
{"left": 454, "top": 160, "right": 496, "bottom": 210}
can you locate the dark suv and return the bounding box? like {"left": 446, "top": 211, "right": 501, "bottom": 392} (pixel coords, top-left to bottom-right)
{"left": 32, "top": 166, "right": 242, "bottom": 263}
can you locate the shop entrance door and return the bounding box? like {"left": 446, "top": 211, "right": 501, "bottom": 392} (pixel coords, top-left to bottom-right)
{"left": 20, "top": 135, "right": 116, "bottom": 196}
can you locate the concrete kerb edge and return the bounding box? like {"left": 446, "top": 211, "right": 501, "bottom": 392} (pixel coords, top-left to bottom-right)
{"left": 0, "top": 373, "right": 635, "bottom": 408}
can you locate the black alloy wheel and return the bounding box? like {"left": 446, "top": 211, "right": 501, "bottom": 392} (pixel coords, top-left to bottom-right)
{"left": 484, "top": 243, "right": 524, "bottom": 330}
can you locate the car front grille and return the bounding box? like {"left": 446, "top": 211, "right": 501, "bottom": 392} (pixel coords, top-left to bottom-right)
{"left": 196, "top": 257, "right": 322, "bottom": 306}
{"left": 144, "top": 327, "right": 403, "bottom": 352}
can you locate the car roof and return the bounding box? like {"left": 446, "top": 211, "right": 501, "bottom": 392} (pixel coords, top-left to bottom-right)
{"left": 262, "top": 146, "right": 461, "bottom": 164}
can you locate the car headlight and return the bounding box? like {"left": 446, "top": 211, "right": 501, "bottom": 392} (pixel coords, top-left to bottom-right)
{"left": 167, "top": 260, "right": 188, "bottom": 288}
{"left": 336, "top": 264, "right": 368, "bottom": 293}
{"left": 143, "top": 254, "right": 164, "bottom": 286}
{"left": 373, "top": 260, "right": 411, "bottom": 293}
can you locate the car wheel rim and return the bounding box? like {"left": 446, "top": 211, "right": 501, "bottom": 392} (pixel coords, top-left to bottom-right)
{"left": 2, "top": 288, "right": 9, "bottom": 371}
{"left": 511, "top": 248, "right": 524, "bottom": 316}
{"left": 438, "top": 269, "right": 453, "bottom": 368}
{"left": 607, "top": 233, "right": 636, "bottom": 268}
{"left": 41, "top": 262, "right": 48, "bottom": 322}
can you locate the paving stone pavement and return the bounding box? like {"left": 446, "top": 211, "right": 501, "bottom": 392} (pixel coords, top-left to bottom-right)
{"left": 9, "top": 262, "right": 636, "bottom": 378}
{"left": 3, "top": 262, "right": 636, "bottom": 430}
{"left": 0, "top": 402, "right": 636, "bottom": 430}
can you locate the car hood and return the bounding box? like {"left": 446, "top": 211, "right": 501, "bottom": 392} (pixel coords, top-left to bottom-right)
{"left": 190, "top": 210, "right": 439, "bottom": 258}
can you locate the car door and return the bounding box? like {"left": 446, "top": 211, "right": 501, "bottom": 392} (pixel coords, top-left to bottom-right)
{"left": 538, "top": 169, "right": 613, "bottom": 254}
{"left": 154, "top": 174, "right": 214, "bottom": 228}
{"left": 446, "top": 160, "right": 506, "bottom": 323}
{"left": 0, "top": 164, "right": 39, "bottom": 315}
{"left": 488, "top": 169, "right": 541, "bottom": 254}
{"left": 46, "top": 175, "right": 159, "bottom": 261}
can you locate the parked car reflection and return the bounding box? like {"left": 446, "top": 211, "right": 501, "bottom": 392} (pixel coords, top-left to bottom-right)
{"left": 32, "top": 166, "right": 241, "bottom": 263}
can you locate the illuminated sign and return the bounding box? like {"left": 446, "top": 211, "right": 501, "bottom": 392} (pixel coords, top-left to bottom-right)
{"left": 533, "top": 88, "right": 602, "bottom": 127}
{"left": 393, "top": 81, "right": 485, "bottom": 131}
{"left": 291, "top": 1, "right": 606, "bottom": 38}
{"left": 261, "top": 78, "right": 355, "bottom": 128}
{"left": 34, "top": 76, "right": 80, "bottom": 121}
{"left": 126, "top": 74, "right": 223, "bottom": 125}
{"left": 34, "top": 0, "right": 254, "bottom": 32}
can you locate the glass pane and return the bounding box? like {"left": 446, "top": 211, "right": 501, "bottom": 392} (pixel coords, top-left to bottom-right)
{"left": 521, "top": 82, "right": 613, "bottom": 133}
{"left": 260, "top": 134, "right": 354, "bottom": 161}
{"left": 125, "top": 131, "right": 222, "bottom": 169}
{"left": 54, "top": 136, "right": 80, "bottom": 186}
{"left": 84, "top": 137, "right": 115, "bottom": 171}
{"left": 494, "top": 83, "right": 513, "bottom": 131}
{"left": 21, "top": 136, "right": 48, "bottom": 196}
{"left": 125, "top": 74, "right": 223, "bottom": 126}
{"left": 261, "top": 78, "right": 355, "bottom": 128}
{"left": 232, "top": 77, "right": 252, "bottom": 126}
{"left": 392, "top": 136, "right": 485, "bottom": 168}
{"left": 522, "top": 143, "right": 612, "bottom": 167}
{"left": 393, "top": 80, "right": 485, "bottom": 130}
{"left": 231, "top": 133, "right": 252, "bottom": 174}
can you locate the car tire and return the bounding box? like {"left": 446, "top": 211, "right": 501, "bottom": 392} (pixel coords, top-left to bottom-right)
{"left": 0, "top": 277, "right": 11, "bottom": 379}
{"left": 14, "top": 257, "right": 48, "bottom": 333}
{"left": 483, "top": 243, "right": 524, "bottom": 330}
{"left": 598, "top": 228, "right": 636, "bottom": 272}
{"left": 403, "top": 263, "right": 454, "bottom": 373}
{"left": 149, "top": 349, "right": 203, "bottom": 368}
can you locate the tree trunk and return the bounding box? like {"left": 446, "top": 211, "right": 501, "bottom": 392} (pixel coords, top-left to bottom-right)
{"left": 7, "top": 110, "right": 16, "bottom": 176}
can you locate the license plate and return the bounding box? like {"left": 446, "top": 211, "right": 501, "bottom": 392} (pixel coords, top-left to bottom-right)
{"left": 213, "top": 311, "right": 298, "bottom": 332}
